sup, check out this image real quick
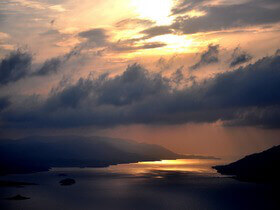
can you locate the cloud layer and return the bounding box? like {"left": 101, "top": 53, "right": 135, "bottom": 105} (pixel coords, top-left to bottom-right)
{"left": 1, "top": 51, "right": 280, "bottom": 130}
{"left": 171, "top": 0, "right": 280, "bottom": 34}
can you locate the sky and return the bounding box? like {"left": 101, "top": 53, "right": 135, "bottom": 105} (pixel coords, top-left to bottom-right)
{"left": 0, "top": 0, "right": 280, "bottom": 157}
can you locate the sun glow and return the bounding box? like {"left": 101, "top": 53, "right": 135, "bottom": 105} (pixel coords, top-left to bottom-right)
{"left": 149, "top": 34, "right": 194, "bottom": 51}
{"left": 131, "top": 0, "right": 174, "bottom": 25}
{"left": 139, "top": 159, "right": 201, "bottom": 165}
{"left": 117, "top": 34, "right": 195, "bottom": 58}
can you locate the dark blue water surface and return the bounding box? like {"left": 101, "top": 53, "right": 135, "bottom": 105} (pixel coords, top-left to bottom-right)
{"left": 0, "top": 159, "right": 278, "bottom": 210}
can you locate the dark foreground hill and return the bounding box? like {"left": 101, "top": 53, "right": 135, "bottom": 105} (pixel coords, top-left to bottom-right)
{"left": 213, "top": 145, "right": 280, "bottom": 182}
{"left": 0, "top": 135, "right": 184, "bottom": 175}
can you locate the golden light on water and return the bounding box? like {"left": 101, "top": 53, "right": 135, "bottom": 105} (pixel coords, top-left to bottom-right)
{"left": 105, "top": 159, "right": 223, "bottom": 175}
{"left": 139, "top": 159, "right": 200, "bottom": 165}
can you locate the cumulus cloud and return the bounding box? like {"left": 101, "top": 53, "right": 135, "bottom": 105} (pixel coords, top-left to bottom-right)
{"left": 190, "top": 44, "right": 219, "bottom": 70}
{"left": 1, "top": 52, "right": 280, "bottom": 129}
{"left": 230, "top": 47, "right": 252, "bottom": 67}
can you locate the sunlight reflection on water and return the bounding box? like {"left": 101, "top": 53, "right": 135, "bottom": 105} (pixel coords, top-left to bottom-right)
{"left": 107, "top": 159, "right": 224, "bottom": 175}
{"left": 51, "top": 158, "right": 227, "bottom": 177}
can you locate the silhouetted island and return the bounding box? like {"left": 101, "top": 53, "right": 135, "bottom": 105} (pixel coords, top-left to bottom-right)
{"left": 58, "top": 173, "right": 68, "bottom": 177}
{"left": 0, "top": 180, "right": 36, "bottom": 187}
{"left": 6, "top": 194, "right": 30, "bottom": 200}
{"left": 60, "top": 178, "right": 76, "bottom": 186}
{"left": 213, "top": 145, "right": 280, "bottom": 183}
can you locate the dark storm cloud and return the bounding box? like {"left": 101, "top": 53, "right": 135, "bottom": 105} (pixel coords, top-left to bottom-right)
{"left": 171, "top": 0, "right": 280, "bottom": 34}
{"left": 230, "top": 47, "right": 252, "bottom": 67}
{"left": 33, "top": 48, "right": 80, "bottom": 76}
{"left": 0, "top": 64, "right": 170, "bottom": 128}
{"left": 0, "top": 48, "right": 80, "bottom": 83}
{"left": 34, "top": 57, "right": 62, "bottom": 76}
{"left": 1, "top": 51, "right": 280, "bottom": 129}
{"left": 48, "top": 64, "right": 169, "bottom": 108}
{"left": 190, "top": 44, "right": 219, "bottom": 70}
{"left": 226, "top": 106, "right": 280, "bottom": 129}
{"left": 0, "top": 50, "right": 32, "bottom": 85}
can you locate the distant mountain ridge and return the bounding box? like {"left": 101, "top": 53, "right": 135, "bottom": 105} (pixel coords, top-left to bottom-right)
{"left": 213, "top": 145, "right": 280, "bottom": 182}
{"left": 0, "top": 135, "right": 184, "bottom": 175}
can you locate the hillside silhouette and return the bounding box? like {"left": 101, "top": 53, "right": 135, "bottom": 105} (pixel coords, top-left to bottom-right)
{"left": 213, "top": 145, "right": 280, "bottom": 182}
{"left": 0, "top": 135, "right": 184, "bottom": 175}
